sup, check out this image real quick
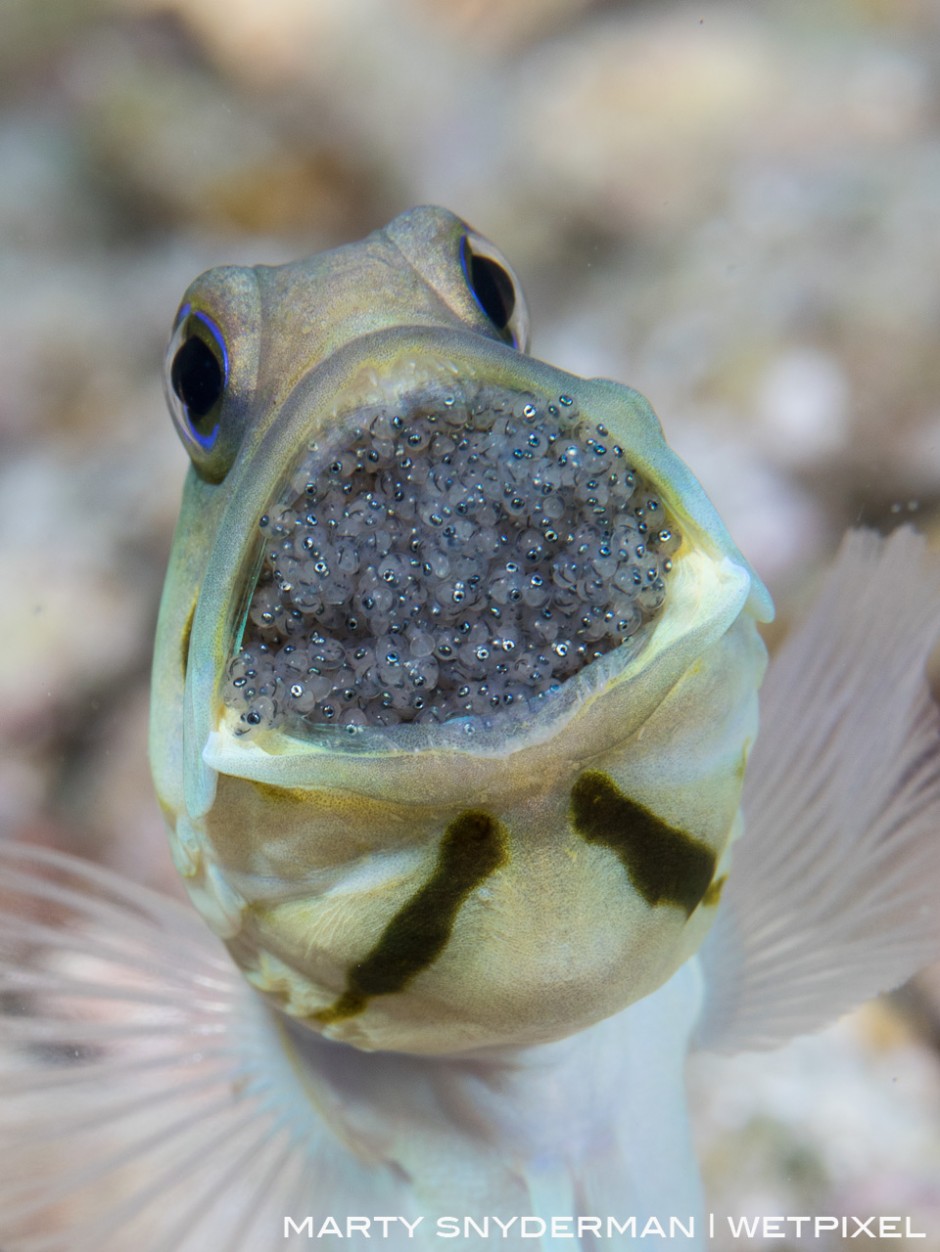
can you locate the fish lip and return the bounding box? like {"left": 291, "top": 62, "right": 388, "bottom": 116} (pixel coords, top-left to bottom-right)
{"left": 184, "top": 324, "right": 765, "bottom": 804}
{"left": 200, "top": 549, "right": 753, "bottom": 806}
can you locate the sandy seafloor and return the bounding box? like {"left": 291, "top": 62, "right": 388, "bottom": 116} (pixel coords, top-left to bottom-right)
{"left": 2, "top": 0, "right": 940, "bottom": 1245}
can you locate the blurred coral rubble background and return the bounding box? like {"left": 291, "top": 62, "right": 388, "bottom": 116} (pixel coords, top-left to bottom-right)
{"left": 2, "top": 0, "right": 939, "bottom": 1245}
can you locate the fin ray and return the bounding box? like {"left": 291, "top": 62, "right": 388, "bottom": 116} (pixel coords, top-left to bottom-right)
{"left": 697, "top": 528, "right": 940, "bottom": 1051}
{"left": 0, "top": 854, "right": 232, "bottom": 992}
{"left": 0, "top": 844, "right": 319, "bottom": 1251}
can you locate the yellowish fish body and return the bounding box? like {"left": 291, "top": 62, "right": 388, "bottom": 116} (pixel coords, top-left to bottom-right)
{"left": 3, "top": 208, "right": 940, "bottom": 1252}
{"left": 151, "top": 205, "right": 770, "bottom": 1055}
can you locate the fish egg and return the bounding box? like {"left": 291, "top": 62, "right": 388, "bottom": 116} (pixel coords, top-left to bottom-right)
{"left": 224, "top": 382, "right": 679, "bottom": 735}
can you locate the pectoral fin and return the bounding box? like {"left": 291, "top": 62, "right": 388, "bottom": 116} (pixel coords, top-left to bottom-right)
{"left": 697, "top": 528, "right": 940, "bottom": 1052}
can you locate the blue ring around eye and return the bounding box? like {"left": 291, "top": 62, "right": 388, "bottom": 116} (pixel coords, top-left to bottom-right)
{"left": 178, "top": 307, "right": 228, "bottom": 451}
{"left": 192, "top": 421, "right": 221, "bottom": 452}
{"left": 192, "top": 309, "right": 230, "bottom": 383}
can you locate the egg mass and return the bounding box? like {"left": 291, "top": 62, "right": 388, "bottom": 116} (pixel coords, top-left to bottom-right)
{"left": 227, "top": 380, "right": 680, "bottom": 734}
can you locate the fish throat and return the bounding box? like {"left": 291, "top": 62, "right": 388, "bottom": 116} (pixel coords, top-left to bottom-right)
{"left": 226, "top": 379, "right": 680, "bottom": 735}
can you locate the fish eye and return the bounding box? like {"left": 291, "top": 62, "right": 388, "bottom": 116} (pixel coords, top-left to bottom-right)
{"left": 164, "top": 266, "right": 261, "bottom": 483}
{"left": 460, "top": 232, "right": 529, "bottom": 352}
{"left": 172, "top": 334, "right": 223, "bottom": 429}
{"left": 166, "top": 306, "right": 229, "bottom": 453}
{"left": 462, "top": 239, "right": 514, "bottom": 331}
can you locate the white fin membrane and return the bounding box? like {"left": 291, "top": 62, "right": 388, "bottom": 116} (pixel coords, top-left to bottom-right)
{"left": 0, "top": 842, "right": 336, "bottom": 1252}
{"left": 696, "top": 528, "right": 940, "bottom": 1052}
{"left": 0, "top": 843, "right": 713, "bottom": 1250}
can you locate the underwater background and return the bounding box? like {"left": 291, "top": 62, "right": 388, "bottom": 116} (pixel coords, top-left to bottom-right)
{"left": 2, "top": 0, "right": 940, "bottom": 1244}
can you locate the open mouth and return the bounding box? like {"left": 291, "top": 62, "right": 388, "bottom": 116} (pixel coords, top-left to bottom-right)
{"left": 224, "top": 377, "right": 680, "bottom": 738}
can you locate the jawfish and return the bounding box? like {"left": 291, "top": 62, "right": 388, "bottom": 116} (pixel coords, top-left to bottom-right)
{"left": 2, "top": 206, "right": 939, "bottom": 1250}
{"left": 152, "top": 204, "right": 770, "bottom": 1056}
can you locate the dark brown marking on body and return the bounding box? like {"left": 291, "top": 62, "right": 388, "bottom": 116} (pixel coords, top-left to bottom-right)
{"left": 570, "top": 771, "right": 716, "bottom": 916}
{"left": 317, "top": 810, "right": 507, "bottom": 1024}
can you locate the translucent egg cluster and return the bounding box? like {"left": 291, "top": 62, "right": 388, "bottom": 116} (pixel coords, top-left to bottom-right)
{"left": 225, "top": 383, "right": 679, "bottom": 733}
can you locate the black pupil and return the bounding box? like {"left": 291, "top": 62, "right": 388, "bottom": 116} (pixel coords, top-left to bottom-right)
{"left": 468, "top": 252, "right": 515, "bottom": 334}
{"left": 171, "top": 334, "right": 224, "bottom": 423}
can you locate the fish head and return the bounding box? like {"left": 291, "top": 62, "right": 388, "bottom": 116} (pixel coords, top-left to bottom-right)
{"left": 151, "top": 204, "right": 772, "bottom": 1055}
